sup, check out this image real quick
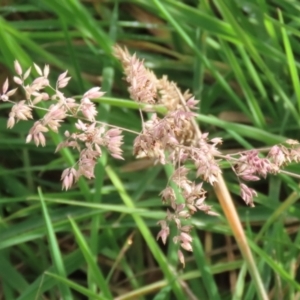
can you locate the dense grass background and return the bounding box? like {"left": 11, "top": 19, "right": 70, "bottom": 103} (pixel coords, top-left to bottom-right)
{"left": 1, "top": 0, "right": 300, "bottom": 299}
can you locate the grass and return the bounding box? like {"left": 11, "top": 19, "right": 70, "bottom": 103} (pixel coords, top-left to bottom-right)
{"left": 1, "top": 0, "right": 300, "bottom": 299}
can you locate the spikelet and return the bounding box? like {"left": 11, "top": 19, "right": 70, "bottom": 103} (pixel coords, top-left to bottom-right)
{"left": 156, "top": 75, "right": 196, "bottom": 145}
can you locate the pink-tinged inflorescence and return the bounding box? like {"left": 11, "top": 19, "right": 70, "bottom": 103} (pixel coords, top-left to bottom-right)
{"left": 114, "top": 46, "right": 300, "bottom": 266}
{"left": 2, "top": 50, "right": 300, "bottom": 267}
{"left": 1, "top": 60, "right": 124, "bottom": 190}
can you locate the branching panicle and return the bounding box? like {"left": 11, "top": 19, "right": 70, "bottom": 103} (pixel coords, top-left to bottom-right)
{"left": 2, "top": 49, "right": 300, "bottom": 267}
{"left": 114, "top": 46, "right": 300, "bottom": 266}
{"left": 2, "top": 60, "right": 123, "bottom": 190}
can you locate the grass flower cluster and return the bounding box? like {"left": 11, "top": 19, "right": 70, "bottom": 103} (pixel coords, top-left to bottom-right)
{"left": 2, "top": 47, "right": 300, "bottom": 267}
{"left": 2, "top": 60, "right": 124, "bottom": 191}
{"left": 4, "top": 1, "right": 300, "bottom": 299}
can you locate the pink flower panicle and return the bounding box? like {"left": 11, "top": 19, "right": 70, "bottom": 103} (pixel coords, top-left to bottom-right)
{"left": 3, "top": 52, "right": 300, "bottom": 267}
{"left": 2, "top": 61, "right": 123, "bottom": 190}
{"left": 132, "top": 107, "right": 222, "bottom": 260}
{"left": 115, "top": 47, "right": 300, "bottom": 265}
{"left": 57, "top": 121, "right": 123, "bottom": 188}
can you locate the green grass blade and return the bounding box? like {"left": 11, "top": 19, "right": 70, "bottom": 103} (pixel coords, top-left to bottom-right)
{"left": 69, "top": 216, "right": 113, "bottom": 299}
{"left": 45, "top": 271, "right": 107, "bottom": 300}
{"left": 106, "top": 165, "right": 186, "bottom": 299}
{"left": 38, "top": 187, "right": 73, "bottom": 300}
{"left": 278, "top": 10, "right": 300, "bottom": 114}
